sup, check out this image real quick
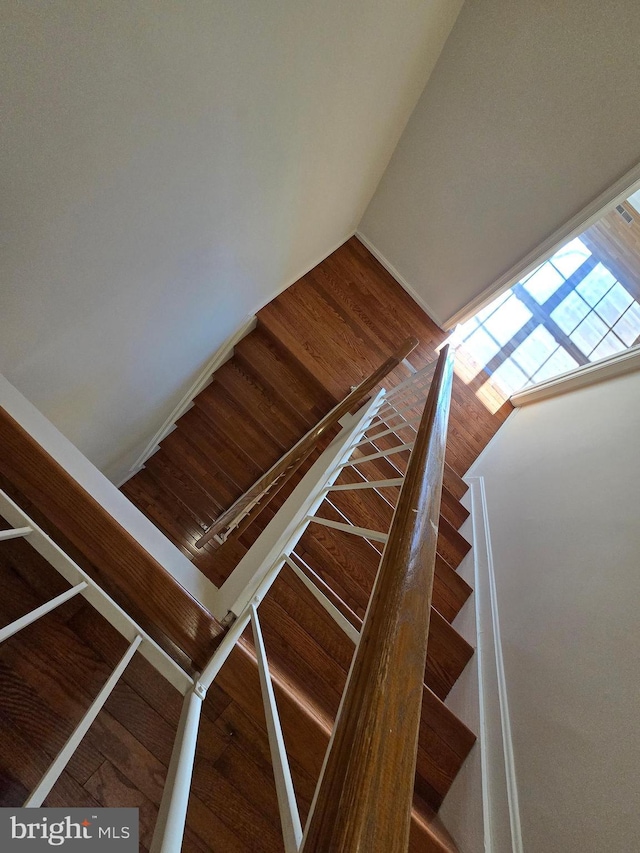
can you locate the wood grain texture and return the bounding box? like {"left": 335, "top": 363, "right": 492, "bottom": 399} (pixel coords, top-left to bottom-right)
{"left": 196, "top": 337, "right": 418, "bottom": 547}
{"left": 0, "top": 236, "right": 514, "bottom": 850}
{"left": 300, "top": 348, "right": 454, "bottom": 853}
{"left": 0, "top": 411, "right": 224, "bottom": 667}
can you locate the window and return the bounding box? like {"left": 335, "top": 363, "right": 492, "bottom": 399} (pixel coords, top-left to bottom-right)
{"left": 455, "top": 232, "right": 640, "bottom": 396}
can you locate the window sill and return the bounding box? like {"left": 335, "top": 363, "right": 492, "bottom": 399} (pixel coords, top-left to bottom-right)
{"left": 510, "top": 344, "right": 640, "bottom": 406}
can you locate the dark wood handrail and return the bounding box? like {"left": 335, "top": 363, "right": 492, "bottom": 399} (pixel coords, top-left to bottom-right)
{"left": 195, "top": 337, "right": 419, "bottom": 548}
{"left": 300, "top": 344, "right": 454, "bottom": 853}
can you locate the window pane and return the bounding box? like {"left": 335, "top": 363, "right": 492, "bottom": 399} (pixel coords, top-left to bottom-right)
{"left": 575, "top": 263, "right": 616, "bottom": 306}
{"left": 627, "top": 189, "right": 640, "bottom": 215}
{"left": 590, "top": 332, "right": 626, "bottom": 362}
{"left": 463, "top": 326, "right": 501, "bottom": 368}
{"left": 550, "top": 237, "right": 591, "bottom": 278}
{"left": 521, "top": 262, "right": 564, "bottom": 304}
{"left": 457, "top": 315, "right": 480, "bottom": 340}
{"left": 550, "top": 291, "right": 589, "bottom": 334}
{"left": 531, "top": 347, "right": 579, "bottom": 382}
{"left": 490, "top": 358, "right": 530, "bottom": 396}
{"left": 570, "top": 312, "right": 608, "bottom": 355}
{"left": 511, "top": 326, "right": 558, "bottom": 376}
{"left": 613, "top": 302, "right": 640, "bottom": 346}
{"left": 482, "top": 295, "right": 532, "bottom": 345}
{"left": 520, "top": 264, "right": 542, "bottom": 284}
{"left": 475, "top": 289, "right": 510, "bottom": 323}
{"left": 594, "top": 281, "right": 633, "bottom": 326}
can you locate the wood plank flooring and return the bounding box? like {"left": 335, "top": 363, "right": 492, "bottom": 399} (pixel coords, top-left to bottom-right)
{"left": 0, "top": 236, "right": 511, "bottom": 852}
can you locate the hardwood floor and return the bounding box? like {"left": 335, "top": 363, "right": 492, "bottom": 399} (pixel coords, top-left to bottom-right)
{"left": 0, "top": 236, "right": 512, "bottom": 851}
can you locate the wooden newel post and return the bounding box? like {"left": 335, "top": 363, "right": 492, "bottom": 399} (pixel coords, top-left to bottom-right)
{"left": 301, "top": 345, "right": 454, "bottom": 853}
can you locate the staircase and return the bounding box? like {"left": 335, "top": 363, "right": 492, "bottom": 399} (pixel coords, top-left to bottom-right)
{"left": 0, "top": 236, "right": 511, "bottom": 851}
{"left": 119, "top": 237, "right": 511, "bottom": 850}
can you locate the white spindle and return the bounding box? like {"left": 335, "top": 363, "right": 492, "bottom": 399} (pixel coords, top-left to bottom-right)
{"left": 328, "top": 478, "right": 403, "bottom": 492}
{"left": 0, "top": 526, "right": 32, "bottom": 541}
{"left": 251, "top": 606, "right": 303, "bottom": 853}
{"left": 0, "top": 581, "right": 87, "bottom": 643}
{"left": 308, "top": 516, "right": 388, "bottom": 543}
{"left": 356, "top": 415, "right": 421, "bottom": 445}
{"left": 284, "top": 556, "right": 359, "bottom": 644}
{"left": 346, "top": 441, "right": 414, "bottom": 466}
{"left": 25, "top": 634, "right": 142, "bottom": 807}
{"left": 198, "top": 605, "right": 254, "bottom": 690}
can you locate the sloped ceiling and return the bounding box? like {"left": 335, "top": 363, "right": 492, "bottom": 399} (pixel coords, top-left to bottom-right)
{"left": 360, "top": 0, "right": 640, "bottom": 328}
{"left": 1, "top": 0, "right": 463, "bottom": 482}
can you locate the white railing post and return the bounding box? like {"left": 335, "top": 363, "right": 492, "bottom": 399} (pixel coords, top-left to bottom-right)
{"left": 150, "top": 685, "right": 205, "bottom": 853}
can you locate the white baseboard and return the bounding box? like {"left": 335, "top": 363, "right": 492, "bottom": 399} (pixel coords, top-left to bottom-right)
{"left": 117, "top": 315, "right": 257, "bottom": 487}
{"left": 354, "top": 231, "right": 445, "bottom": 328}
{"left": 465, "top": 476, "right": 523, "bottom": 853}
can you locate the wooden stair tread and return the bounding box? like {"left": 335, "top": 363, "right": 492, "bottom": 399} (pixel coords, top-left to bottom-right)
{"left": 0, "top": 412, "right": 224, "bottom": 669}
{"left": 234, "top": 325, "right": 335, "bottom": 428}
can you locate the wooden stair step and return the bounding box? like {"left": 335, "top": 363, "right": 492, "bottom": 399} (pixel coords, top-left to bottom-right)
{"left": 426, "top": 609, "right": 474, "bottom": 700}
{"left": 335, "top": 239, "right": 444, "bottom": 356}
{"left": 433, "top": 554, "right": 473, "bottom": 623}
{"left": 213, "top": 359, "right": 309, "bottom": 451}
{"left": 440, "top": 483, "right": 470, "bottom": 530}
{"left": 157, "top": 431, "right": 232, "bottom": 515}
{"left": 121, "top": 469, "right": 204, "bottom": 560}
{"left": 0, "top": 411, "right": 223, "bottom": 670}
{"left": 176, "top": 407, "right": 261, "bottom": 496}
{"left": 234, "top": 325, "right": 336, "bottom": 429}
{"left": 437, "top": 517, "right": 472, "bottom": 570}
{"left": 444, "top": 462, "right": 468, "bottom": 501}
{"left": 311, "top": 250, "right": 432, "bottom": 360}
{"left": 194, "top": 536, "right": 249, "bottom": 589}
{"left": 265, "top": 535, "right": 473, "bottom": 712}
{"left": 144, "top": 452, "right": 220, "bottom": 532}
{"left": 237, "top": 609, "right": 475, "bottom": 815}
{"left": 193, "top": 380, "right": 285, "bottom": 473}
{"left": 258, "top": 283, "right": 387, "bottom": 403}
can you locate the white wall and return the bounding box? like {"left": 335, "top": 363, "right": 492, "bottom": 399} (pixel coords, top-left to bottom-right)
{"left": 0, "top": 0, "right": 463, "bottom": 483}
{"left": 359, "top": 0, "right": 640, "bottom": 327}
{"left": 468, "top": 372, "right": 640, "bottom": 852}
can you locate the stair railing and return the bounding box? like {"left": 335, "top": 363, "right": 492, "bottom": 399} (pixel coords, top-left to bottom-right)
{"left": 151, "top": 343, "right": 454, "bottom": 852}
{"left": 0, "top": 341, "right": 454, "bottom": 853}
{"left": 194, "top": 336, "right": 420, "bottom": 549}
{"left": 0, "top": 488, "right": 195, "bottom": 808}
{"left": 301, "top": 344, "right": 454, "bottom": 852}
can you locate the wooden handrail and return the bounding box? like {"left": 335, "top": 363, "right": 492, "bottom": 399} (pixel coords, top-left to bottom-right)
{"left": 300, "top": 344, "right": 454, "bottom": 853}
{"left": 195, "top": 337, "right": 419, "bottom": 548}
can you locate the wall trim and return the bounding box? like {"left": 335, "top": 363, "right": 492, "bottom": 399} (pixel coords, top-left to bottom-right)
{"left": 511, "top": 344, "right": 640, "bottom": 407}
{"left": 253, "top": 230, "right": 359, "bottom": 316}
{"left": 466, "top": 475, "right": 524, "bottom": 853}
{"left": 354, "top": 230, "right": 445, "bottom": 327}
{"left": 117, "top": 315, "right": 257, "bottom": 486}
{"left": 444, "top": 159, "right": 640, "bottom": 330}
